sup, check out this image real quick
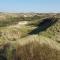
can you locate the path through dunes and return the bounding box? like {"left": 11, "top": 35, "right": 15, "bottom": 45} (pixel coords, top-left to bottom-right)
{"left": 8, "top": 21, "right": 28, "bottom": 28}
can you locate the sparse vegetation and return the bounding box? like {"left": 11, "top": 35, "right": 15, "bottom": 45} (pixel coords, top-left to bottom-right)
{"left": 0, "top": 13, "right": 60, "bottom": 60}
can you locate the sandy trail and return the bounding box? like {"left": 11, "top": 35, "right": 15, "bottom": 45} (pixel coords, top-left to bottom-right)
{"left": 8, "top": 21, "right": 28, "bottom": 28}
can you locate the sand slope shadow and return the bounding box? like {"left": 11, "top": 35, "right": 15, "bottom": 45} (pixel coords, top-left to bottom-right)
{"left": 28, "top": 17, "right": 57, "bottom": 35}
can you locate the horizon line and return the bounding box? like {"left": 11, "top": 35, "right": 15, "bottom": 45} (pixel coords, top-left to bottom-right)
{"left": 0, "top": 11, "right": 60, "bottom": 13}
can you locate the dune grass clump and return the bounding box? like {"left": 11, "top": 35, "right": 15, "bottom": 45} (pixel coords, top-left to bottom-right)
{"left": 15, "top": 35, "right": 60, "bottom": 60}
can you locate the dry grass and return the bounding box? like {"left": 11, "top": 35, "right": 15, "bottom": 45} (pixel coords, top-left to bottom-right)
{"left": 15, "top": 35, "right": 60, "bottom": 60}
{"left": 0, "top": 13, "right": 60, "bottom": 60}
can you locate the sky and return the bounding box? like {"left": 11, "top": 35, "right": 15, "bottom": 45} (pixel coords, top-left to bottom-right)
{"left": 0, "top": 0, "right": 60, "bottom": 13}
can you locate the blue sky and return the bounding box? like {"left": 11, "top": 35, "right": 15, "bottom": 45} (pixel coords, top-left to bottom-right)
{"left": 0, "top": 0, "right": 60, "bottom": 12}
